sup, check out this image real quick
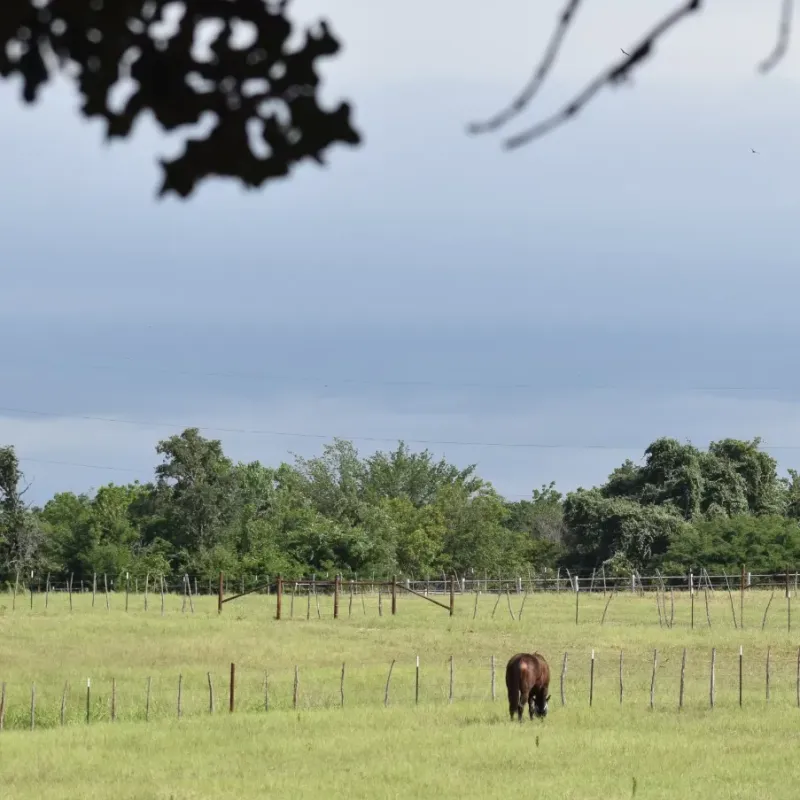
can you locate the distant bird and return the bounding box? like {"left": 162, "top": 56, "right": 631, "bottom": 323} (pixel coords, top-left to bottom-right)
{"left": 621, "top": 48, "right": 630, "bottom": 56}
{"left": 751, "top": 148, "right": 759, "bottom": 154}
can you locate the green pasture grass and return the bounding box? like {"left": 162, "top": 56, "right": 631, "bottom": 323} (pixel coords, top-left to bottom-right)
{"left": 2, "top": 586, "right": 800, "bottom": 797}
{"left": 1, "top": 704, "right": 800, "bottom": 799}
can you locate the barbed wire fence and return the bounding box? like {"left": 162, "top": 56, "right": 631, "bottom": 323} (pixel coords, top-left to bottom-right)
{"left": 4, "top": 566, "right": 800, "bottom": 596}
{"left": 1, "top": 644, "right": 798, "bottom": 733}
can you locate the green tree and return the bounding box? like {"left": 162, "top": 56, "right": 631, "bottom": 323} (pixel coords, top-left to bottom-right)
{"left": 0, "top": 445, "right": 41, "bottom": 579}
{"left": 363, "top": 442, "right": 481, "bottom": 507}
{"left": 562, "top": 488, "right": 686, "bottom": 571}
{"left": 383, "top": 497, "right": 446, "bottom": 577}
{"left": 292, "top": 439, "right": 367, "bottom": 527}
{"left": 153, "top": 428, "right": 236, "bottom": 554}
{"left": 662, "top": 515, "right": 800, "bottom": 573}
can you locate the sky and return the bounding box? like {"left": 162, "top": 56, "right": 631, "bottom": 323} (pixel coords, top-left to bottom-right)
{"left": 2, "top": 0, "right": 800, "bottom": 505}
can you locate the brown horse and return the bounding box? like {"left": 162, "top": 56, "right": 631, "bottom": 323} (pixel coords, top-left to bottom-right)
{"left": 506, "top": 652, "right": 551, "bottom": 721}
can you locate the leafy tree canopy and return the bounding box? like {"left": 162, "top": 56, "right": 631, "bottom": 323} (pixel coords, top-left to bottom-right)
{"left": 3, "top": 431, "right": 800, "bottom": 585}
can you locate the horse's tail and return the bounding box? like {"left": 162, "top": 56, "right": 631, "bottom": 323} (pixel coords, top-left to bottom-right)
{"left": 506, "top": 657, "right": 521, "bottom": 707}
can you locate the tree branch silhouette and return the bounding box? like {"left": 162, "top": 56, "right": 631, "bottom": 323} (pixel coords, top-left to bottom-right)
{"left": 469, "top": 0, "right": 703, "bottom": 149}
{"left": 468, "top": 0, "right": 795, "bottom": 150}
{"left": 759, "top": 0, "right": 795, "bottom": 74}
{"left": 465, "top": 0, "right": 583, "bottom": 136}
{"left": 0, "top": 1, "right": 795, "bottom": 200}
{"left": 0, "top": 1, "right": 360, "bottom": 199}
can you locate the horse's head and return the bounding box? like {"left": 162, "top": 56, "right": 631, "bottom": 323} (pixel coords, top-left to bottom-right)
{"left": 533, "top": 693, "right": 551, "bottom": 718}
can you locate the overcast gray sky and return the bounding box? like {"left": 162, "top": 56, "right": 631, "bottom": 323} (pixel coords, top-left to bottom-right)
{"left": 2, "top": 0, "right": 800, "bottom": 504}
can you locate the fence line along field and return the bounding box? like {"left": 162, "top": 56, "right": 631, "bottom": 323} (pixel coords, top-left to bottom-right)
{"left": 6, "top": 569, "right": 800, "bottom": 632}
{"left": 4, "top": 585, "right": 800, "bottom": 798}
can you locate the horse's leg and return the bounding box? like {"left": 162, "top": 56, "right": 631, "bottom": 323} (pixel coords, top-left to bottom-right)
{"left": 518, "top": 688, "right": 527, "bottom": 722}
{"left": 508, "top": 686, "right": 519, "bottom": 721}
{"left": 528, "top": 690, "right": 537, "bottom": 720}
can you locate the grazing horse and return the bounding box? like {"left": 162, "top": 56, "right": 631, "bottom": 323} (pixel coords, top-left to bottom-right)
{"left": 506, "top": 652, "right": 551, "bottom": 721}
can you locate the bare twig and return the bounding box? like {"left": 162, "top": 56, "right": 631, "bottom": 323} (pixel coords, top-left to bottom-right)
{"left": 491, "top": 0, "right": 704, "bottom": 149}
{"left": 759, "top": 0, "right": 795, "bottom": 73}
{"left": 467, "top": 0, "right": 584, "bottom": 134}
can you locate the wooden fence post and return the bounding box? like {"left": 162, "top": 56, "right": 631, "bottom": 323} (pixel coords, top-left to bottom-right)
{"left": 218, "top": 572, "right": 224, "bottom": 615}
{"left": 348, "top": 581, "right": 354, "bottom": 617}
{"left": 449, "top": 655, "right": 454, "bottom": 703}
{"left": 86, "top": 678, "right": 91, "bottom": 724}
{"left": 505, "top": 589, "right": 516, "bottom": 621}
{"left": 415, "top": 656, "right": 420, "bottom": 705}
{"left": 679, "top": 648, "right": 686, "bottom": 710}
{"left": 333, "top": 575, "right": 340, "bottom": 619}
{"left": 449, "top": 576, "right": 455, "bottom": 617}
{"left": 384, "top": 660, "right": 395, "bottom": 707}
{"left": 340, "top": 663, "right": 346, "bottom": 707}
{"left": 766, "top": 646, "right": 771, "bottom": 702}
{"left": 619, "top": 650, "right": 624, "bottom": 704}
{"left": 229, "top": 663, "right": 235, "bottom": 712}
{"left": 207, "top": 672, "right": 214, "bottom": 713}
{"left": 650, "top": 649, "right": 658, "bottom": 709}
{"left": 710, "top": 648, "right": 716, "bottom": 709}
{"left": 740, "top": 564, "right": 746, "bottom": 629}
{"left": 796, "top": 647, "right": 800, "bottom": 708}
{"left": 589, "top": 649, "right": 595, "bottom": 706}
{"left": 391, "top": 576, "right": 397, "bottom": 615}
{"left": 60, "top": 681, "right": 68, "bottom": 725}
{"left": 293, "top": 666, "right": 299, "bottom": 709}
{"left": 601, "top": 591, "right": 614, "bottom": 625}
{"left": 762, "top": 589, "right": 775, "bottom": 630}
{"left": 739, "top": 646, "right": 743, "bottom": 707}
{"left": 276, "top": 574, "right": 283, "bottom": 620}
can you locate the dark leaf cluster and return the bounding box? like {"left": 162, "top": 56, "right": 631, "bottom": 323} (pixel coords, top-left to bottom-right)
{"left": 0, "top": 1, "right": 360, "bottom": 197}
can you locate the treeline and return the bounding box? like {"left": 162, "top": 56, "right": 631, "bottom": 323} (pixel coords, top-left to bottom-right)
{"left": 3, "top": 430, "right": 800, "bottom": 585}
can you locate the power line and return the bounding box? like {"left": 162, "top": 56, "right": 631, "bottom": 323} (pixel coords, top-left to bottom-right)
{"left": 2, "top": 357, "right": 800, "bottom": 393}
{"left": 0, "top": 405, "right": 648, "bottom": 450}
{"left": 19, "top": 457, "right": 141, "bottom": 473}
{"left": 4, "top": 404, "right": 800, "bottom": 451}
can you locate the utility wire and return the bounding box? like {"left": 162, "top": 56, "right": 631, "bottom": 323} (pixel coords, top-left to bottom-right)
{"left": 2, "top": 358, "right": 799, "bottom": 393}
{"left": 5, "top": 405, "right": 793, "bottom": 451}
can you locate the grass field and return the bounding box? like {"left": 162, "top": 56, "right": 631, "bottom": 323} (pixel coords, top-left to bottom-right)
{"left": 1, "top": 586, "right": 800, "bottom": 798}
